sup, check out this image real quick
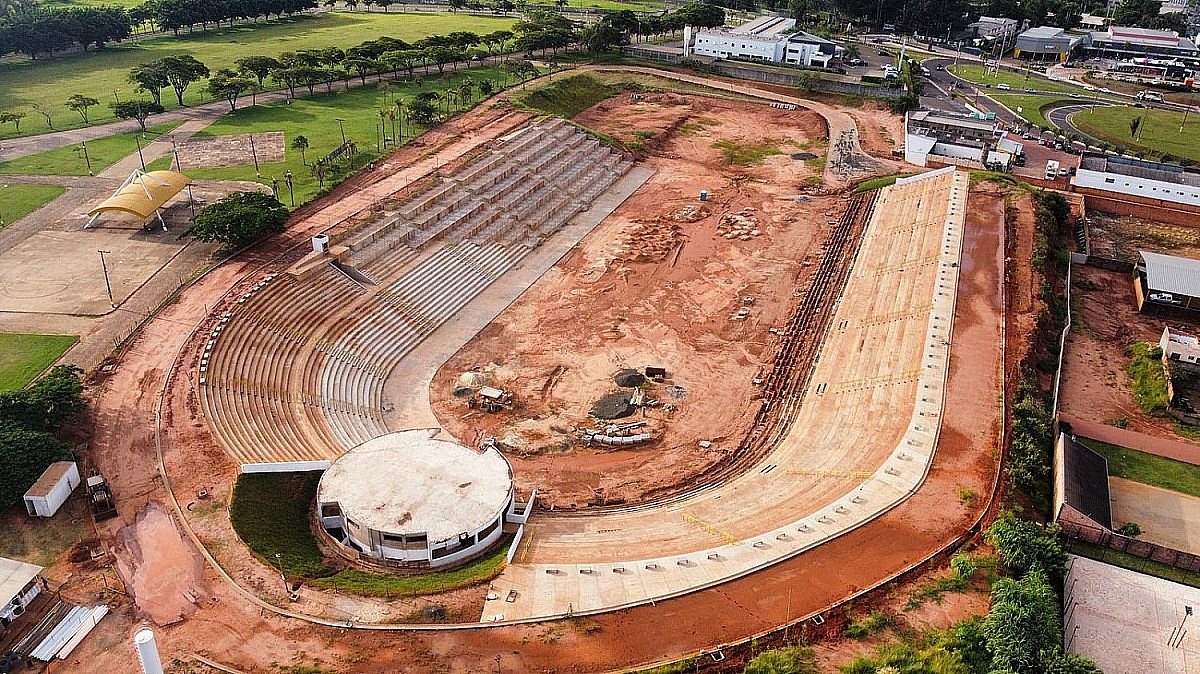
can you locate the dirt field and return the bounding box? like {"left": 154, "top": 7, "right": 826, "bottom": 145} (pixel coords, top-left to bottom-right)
{"left": 1060, "top": 264, "right": 1192, "bottom": 441}
{"left": 430, "top": 94, "right": 835, "bottom": 508}
{"left": 1109, "top": 477, "right": 1200, "bottom": 554}
{"left": 20, "top": 74, "right": 1008, "bottom": 674}
{"left": 1087, "top": 211, "right": 1200, "bottom": 262}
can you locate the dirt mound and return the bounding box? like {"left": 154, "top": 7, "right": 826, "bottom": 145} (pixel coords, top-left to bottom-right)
{"left": 590, "top": 391, "right": 635, "bottom": 419}
{"left": 614, "top": 369, "right": 646, "bottom": 387}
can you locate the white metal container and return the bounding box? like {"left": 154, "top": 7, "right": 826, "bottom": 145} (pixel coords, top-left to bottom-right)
{"left": 134, "top": 626, "right": 165, "bottom": 674}
{"left": 23, "top": 462, "right": 80, "bottom": 517}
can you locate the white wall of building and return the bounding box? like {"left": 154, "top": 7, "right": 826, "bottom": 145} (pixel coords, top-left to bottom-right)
{"left": 693, "top": 33, "right": 784, "bottom": 61}
{"left": 1074, "top": 168, "right": 1200, "bottom": 206}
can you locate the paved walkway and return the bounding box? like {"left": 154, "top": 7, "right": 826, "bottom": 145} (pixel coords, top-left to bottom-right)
{"left": 1062, "top": 412, "right": 1200, "bottom": 466}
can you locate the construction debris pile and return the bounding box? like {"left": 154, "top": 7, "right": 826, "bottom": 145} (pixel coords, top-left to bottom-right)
{"left": 717, "top": 208, "right": 762, "bottom": 241}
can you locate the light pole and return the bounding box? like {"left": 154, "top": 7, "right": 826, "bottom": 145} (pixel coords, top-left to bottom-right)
{"left": 285, "top": 171, "right": 294, "bottom": 207}
{"left": 249, "top": 134, "right": 260, "bottom": 177}
{"left": 335, "top": 118, "right": 347, "bottom": 146}
{"left": 78, "top": 141, "right": 92, "bottom": 175}
{"left": 98, "top": 250, "right": 114, "bottom": 308}
{"left": 274, "top": 553, "right": 288, "bottom": 593}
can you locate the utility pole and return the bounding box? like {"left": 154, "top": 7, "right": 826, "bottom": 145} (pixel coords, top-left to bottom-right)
{"left": 134, "top": 132, "right": 147, "bottom": 171}
{"left": 79, "top": 141, "right": 92, "bottom": 175}
{"left": 98, "top": 250, "right": 114, "bottom": 308}
{"left": 249, "top": 134, "right": 260, "bottom": 177}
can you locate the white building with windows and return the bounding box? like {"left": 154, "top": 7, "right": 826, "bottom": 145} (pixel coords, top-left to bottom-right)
{"left": 689, "top": 17, "right": 840, "bottom": 68}
{"left": 316, "top": 430, "right": 527, "bottom": 570}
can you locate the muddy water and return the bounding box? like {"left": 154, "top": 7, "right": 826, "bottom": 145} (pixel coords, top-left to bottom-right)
{"left": 113, "top": 501, "right": 204, "bottom": 625}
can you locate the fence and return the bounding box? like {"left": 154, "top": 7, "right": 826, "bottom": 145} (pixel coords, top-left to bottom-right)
{"left": 1061, "top": 520, "right": 1200, "bottom": 574}
{"left": 707, "top": 63, "right": 908, "bottom": 100}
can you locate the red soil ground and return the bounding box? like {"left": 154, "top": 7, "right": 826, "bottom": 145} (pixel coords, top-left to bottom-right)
{"left": 430, "top": 93, "right": 837, "bottom": 509}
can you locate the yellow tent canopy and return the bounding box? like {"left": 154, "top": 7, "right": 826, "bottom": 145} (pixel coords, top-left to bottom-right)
{"left": 86, "top": 170, "right": 192, "bottom": 227}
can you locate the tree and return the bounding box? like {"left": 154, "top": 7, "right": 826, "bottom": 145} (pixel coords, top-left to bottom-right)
{"left": 235, "top": 55, "right": 282, "bottom": 88}
{"left": 986, "top": 512, "right": 1067, "bottom": 578}
{"left": 183, "top": 191, "right": 290, "bottom": 248}
{"left": 983, "top": 570, "right": 1062, "bottom": 674}
{"left": 31, "top": 104, "right": 54, "bottom": 130}
{"left": 110, "top": 100, "right": 165, "bottom": 131}
{"left": 0, "top": 111, "right": 26, "bottom": 133}
{"left": 129, "top": 62, "right": 169, "bottom": 106}
{"left": 157, "top": 55, "right": 210, "bottom": 106}
{"left": 797, "top": 71, "right": 822, "bottom": 94}
{"left": 1130, "top": 115, "right": 1144, "bottom": 138}
{"left": 0, "top": 365, "right": 86, "bottom": 434}
{"left": 66, "top": 94, "right": 99, "bottom": 124}
{"left": 0, "top": 428, "right": 71, "bottom": 508}
{"left": 408, "top": 91, "right": 439, "bottom": 125}
{"left": 206, "top": 69, "right": 255, "bottom": 111}
{"left": 579, "top": 21, "right": 627, "bottom": 53}
{"left": 291, "top": 134, "right": 310, "bottom": 164}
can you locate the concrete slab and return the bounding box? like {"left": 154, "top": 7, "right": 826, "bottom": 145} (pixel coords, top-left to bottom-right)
{"left": 1066, "top": 554, "right": 1200, "bottom": 674}
{"left": 0, "top": 228, "right": 189, "bottom": 315}
{"left": 1110, "top": 477, "right": 1200, "bottom": 555}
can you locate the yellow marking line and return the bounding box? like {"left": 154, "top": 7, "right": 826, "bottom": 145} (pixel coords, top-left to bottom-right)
{"left": 681, "top": 511, "right": 737, "bottom": 544}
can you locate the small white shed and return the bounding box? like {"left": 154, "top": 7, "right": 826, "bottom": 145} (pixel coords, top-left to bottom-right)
{"left": 23, "top": 462, "right": 80, "bottom": 518}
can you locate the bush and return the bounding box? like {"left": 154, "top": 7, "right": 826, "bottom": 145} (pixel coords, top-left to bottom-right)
{"left": 744, "top": 645, "right": 819, "bottom": 674}
{"left": 182, "top": 191, "right": 290, "bottom": 249}
{"left": 1125, "top": 342, "right": 1169, "bottom": 416}
{"left": 1117, "top": 521, "right": 1142, "bottom": 537}
{"left": 986, "top": 511, "right": 1067, "bottom": 578}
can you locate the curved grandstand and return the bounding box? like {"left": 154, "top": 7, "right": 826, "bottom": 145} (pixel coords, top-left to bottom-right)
{"left": 199, "top": 118, "right": 634, "bottom": 468}
{"left": 193, "top": 99, "right": 969, "bottom": 625}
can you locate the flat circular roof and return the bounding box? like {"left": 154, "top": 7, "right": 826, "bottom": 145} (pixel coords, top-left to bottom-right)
{"left": 317, "top": 430, "right": 513, "bottom": 544}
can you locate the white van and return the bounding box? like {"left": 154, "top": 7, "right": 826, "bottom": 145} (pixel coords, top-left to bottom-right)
{"left": 1137, "top": 90, "right": 1164, "bottom": 102}
{"left": 1045, "top": 160, "right": 1060, "bottom": 180}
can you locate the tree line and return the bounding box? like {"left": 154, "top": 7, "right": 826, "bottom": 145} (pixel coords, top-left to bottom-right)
{"left": 0, "top": 366, "right": 86, "bottom": 509}
{"left": 0, "top": 6, "right": 130, "bottom": 59}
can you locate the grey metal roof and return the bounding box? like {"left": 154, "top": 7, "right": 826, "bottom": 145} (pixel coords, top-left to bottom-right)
{"left": 1021, "top": 26, "right": 1066, "bottom": 38}
{"left": 1140, "top": 251, "right": 1200, "bottom": 297}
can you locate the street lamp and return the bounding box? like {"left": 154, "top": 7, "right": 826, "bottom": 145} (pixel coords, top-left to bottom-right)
{"left": 77, "top": 141, "right": 92, "bottom": 175}
{"left": 274, "top": 553, "right": 288, "bottom": 593}
{"left": 334, "top": 118, "right": 347, "bottom": 146}
{"left": 285, "top": 171, "right": 294, "bottom": 207}
{"left": 98, "top": 250, "right": 114, "bottom": 308}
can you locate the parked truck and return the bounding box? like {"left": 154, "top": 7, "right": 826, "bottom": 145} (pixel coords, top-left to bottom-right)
{"left": 86, "top": 471, "right": 118, "bottom": 521}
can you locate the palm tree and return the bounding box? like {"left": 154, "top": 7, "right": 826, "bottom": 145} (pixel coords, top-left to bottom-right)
{"left": 394, "top": 99, "right": 406, "bottom": 143}
{"left": 290, "top": 134, "right": 310, "bottom": 165}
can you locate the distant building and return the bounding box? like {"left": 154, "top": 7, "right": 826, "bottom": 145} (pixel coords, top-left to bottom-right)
{"left": 1087, "top": 26, "right": 1199, "bottom": 61}
{"left": 965, "top": 16, "right": 1019, "bottom": 42}
{"left": 903, "top": 110, "right": 1019, "bottom": 170}
{"left": 1161, "top": 326, "right": 1200, "bottom": 424}
{"left": 1078, "top": 13, "right": 1111, "bottom": 30}
{"left": 690, "top": 17, "right": 840, "bottom": 68}
{"left": 1072, "top": 155, "right": 1200, "bottom": 210}
{"left": 1134, "top": 250, "right": 1200, "bottom": 313}
{"left": 1014, "top": 26, "right": 1085, "bottom": 61}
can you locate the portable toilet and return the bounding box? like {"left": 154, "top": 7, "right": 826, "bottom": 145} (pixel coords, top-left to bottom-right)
{"left": 699, "top": 190, "right": 708, "bottom": 202}
{"left": 23, "top": 461, "right": 81, "bottom": 517}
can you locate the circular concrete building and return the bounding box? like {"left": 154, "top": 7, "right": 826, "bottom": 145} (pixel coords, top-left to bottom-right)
{"left": 316, "top": 430, "right": 514, "bottom": 569}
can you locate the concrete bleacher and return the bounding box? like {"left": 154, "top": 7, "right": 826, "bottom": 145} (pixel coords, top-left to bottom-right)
{"left": 200, "top": 117, "right": 633, "bottom": 467}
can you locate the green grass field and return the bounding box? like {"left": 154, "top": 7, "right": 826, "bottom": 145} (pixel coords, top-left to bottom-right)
{"left": 0, "top": 184, "right": 67, "bottom": 226}
{"left": 1079, "top": 437, "right": 1200, "bottom": 498}
{"left": 148, "top": 66, "right": 516, "bottom": 208}
{"left": 0, "top": 333, "right": 79, "bottom": 391}
{"left": 0, "top": 11, "right": 516, "bottom": 139}
{"left": 310, "top": 538, "right": 510, "bottom": 597}
{"left": 989, "top": 93, "right": 1075, "bottom": 129}
{"left": 513, "top": 74, "right": 618, "bottom": 118}
{"left": 0, "top": 122, "right": 180, "bottom": 176}
{"left": 229, "top": 471, "right": 331, "bottom": 578}
{"left": 1074, "top": 105, "right": 1200, "bottom": 162}
{"left": 949, "top": 63, "right": 1098, "bottom": 96}
{"left": 1125, "top": 342, "right": 1170, "bottom": 415}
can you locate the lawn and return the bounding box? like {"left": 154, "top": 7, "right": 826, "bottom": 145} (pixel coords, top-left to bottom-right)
{"left": 852, "top": 172, "right": 918, "bottom": 193}
{"left": 229, "top": 471, "right": 331, "bottom": 578}
{"left": 310, "top": 538, "right": 511, "bottom": 597}
{"left": 0, "top": 11, "right": 516, "bottom": 139}
{"left": 513, "top": 74, "right": 619, "bottom": 118}
{"left": 1125, "top": 342, "right": 1170, "bottom": 416}
{"left": 988, "top": 93, "right": 1075, "bottom": 129}
{"left": 1073, "top": 105, "right": 1200, "bottom": 163}
{"left": 1078, "top": 437, "right": 1200, "bottom": 498}
{"left": 0, "top": 333, "right": 79, "bottom": 391}
{"left": 0, "top": 184, "right": 67, "bottom": 226}
{"left": 949, "top": 63, "right": 1097, "bottom": 96}
{"left": 148, "top": 66, "right": 518, "bottom": 208}
{"left": 0, "top": 122, "right": 180, "bottom": 176}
